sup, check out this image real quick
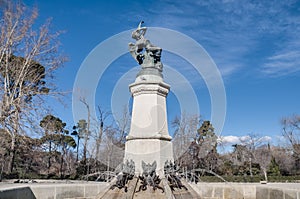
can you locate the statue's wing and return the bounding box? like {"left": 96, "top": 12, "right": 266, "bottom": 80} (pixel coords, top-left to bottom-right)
{"left": 152, "top": 161, "right": 157, "bottom": 169}
{"left": 115, "top": 162, "right": 124, "bottom": 174}
{"left": 142, "top": 160, "right": 146, "bottom": 170}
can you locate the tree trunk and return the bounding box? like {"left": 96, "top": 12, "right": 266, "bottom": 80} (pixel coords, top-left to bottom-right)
{"left": 80, "top": 98, "right": 90, "bottom": 165}
{"left": 60, "top": 136, "right": 65, "bottom": 179}
{"left": 263, "top": 169, "right": 268, "bottom": 182}
{"left": 0, "top": 163, "right": 4, "bottom": 181}
{"left": 83, "top": 140, "right": 87, "bottom": 162}
{"left": 106, "top": 155, "right": 110, "bottom": 182}
{"left": 96, "top": 122, "right": 103, "bottom": 160}
{"left": 8, "top": 134, "right": 16, "bottom": 173}
{"left": 249, "top": 158, "right": 253, "bottom": 178}
{"left": 60, "top": 157, "right": 63, "bottom": 179}
{"left": 8, "top": 114, "right": 19, "bottom": 174}
{"left": 48, "top": 140, "right": 52, "bottom": 176}
{"left": 76, "top": 137, "right": 80, "bottom": 162}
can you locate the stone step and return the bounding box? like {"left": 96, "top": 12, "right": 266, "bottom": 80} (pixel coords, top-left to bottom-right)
{"left": 202, "top": 198, "right": 220, "bottom": 199}
{"left": 171, "top": 181, "right": 200, "bottom": 199}
{"left": 98, "top": 177, "right": 138, "bottom": 199}
{"left": 64, "top": 198, "right": 94, "bottom": 199}
{"left": 132, "top": 177, "right": 166, "bottom": 199}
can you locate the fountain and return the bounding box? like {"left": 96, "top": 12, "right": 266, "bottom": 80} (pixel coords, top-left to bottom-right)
{"left": 1, "top": 22, "right": 300, "bottom": 199}
{"left": 97, "top": 21, "right": 202, "bottom": 199}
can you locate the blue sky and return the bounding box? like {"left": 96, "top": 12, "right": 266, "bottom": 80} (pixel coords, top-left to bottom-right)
{"left": 23, "top": 0, "right": 300, "bottom": 146}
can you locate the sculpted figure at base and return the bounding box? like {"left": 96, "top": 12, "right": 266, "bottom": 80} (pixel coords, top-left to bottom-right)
{"left": 164, "top": 160, "right": 188, "bottom": 191}
{"left": 129, "top": 21, "right": 163, "bottom": 72}
{"left": 110, "top": 159, "right": 135, "bottom": 192}
{"left": 136, "top": 161, "right": 164, "bottom": 193}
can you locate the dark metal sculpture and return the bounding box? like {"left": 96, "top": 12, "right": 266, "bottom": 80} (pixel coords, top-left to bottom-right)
{"left": 164, "top": 160, "right": 188, "bottom": 191}
{"left": 110, "top": 159, "right": 135, "bottom": 192}
{"left": 136, "top": 161, "right": 164, "bottom": 193}
{"left": 128, "top": 21, "right": 163, "bottom": 72}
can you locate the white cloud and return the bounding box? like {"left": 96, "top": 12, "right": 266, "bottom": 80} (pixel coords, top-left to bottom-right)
{"left": 262, "top": 49, "right": 300, "bottom": 77}
{"left": 125, "top": 0, "right": 300, "bottom": 78}
{"left": 218, "top": 135, "right": 240, "bottom": 144}
{"left": 260, "top": 136, "right": 272, "bottom": 142}
{"left": 218, "top": 135, "right": 272, "bottom": 146}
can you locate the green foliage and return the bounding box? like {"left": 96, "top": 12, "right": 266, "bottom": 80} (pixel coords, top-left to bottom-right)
{"left": 0, "top": 54, "right": 49, "bottom": 100}
{"left": 40, "top": 114, "right": 67, "bottom": 134}
{"left": 75, "top": 160, "right": 88, "bottom": 177}
{"left": 0, "top": 1, "right": 66, "bottom": 175}
{"left": 197, "top": 120, "right": 216, "bottom": 146}
{"left": 178, "top": 120, "right": 219, "bottom": 171}
{"left": 197, "top": 121, "right": 218, "bottom": 171}
{"left": 39, "top": 115, "right": 76, "bottom": 178}
{"left": 72, "top": 119, "right": 90, "bottom": 162}
{"left": 40, "top": 114, "right": 76, "bottom": 149}
{"left": 268, "top": 156, "right": 281, "bottom": 176}
{"left": 75, "top": 119, "right": 90, "bottom": 139}
{"left": 218, "top": 160, "right": 234, "bottom": 175}
{"left": 63, "top": 135, "right": 76, "bottom": 149}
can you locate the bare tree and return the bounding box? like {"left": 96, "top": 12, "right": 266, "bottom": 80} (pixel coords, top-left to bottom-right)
{"left": 79, "top": 98, "right": 91, "bottom": 162}
{"left": 113, "top": 105, "right": 130, "bottom": 146}
{"left": 0, "top": 128, "right": 10, "bottom": 179}
{"left": 95, "top": 106, "right": 110, "bottom": 160}
{"left": 100, "top": 106, "right": 130, "bottom": 175}
{"left": 231, "top": 144, "right": 249, "bottom": 166}
{"left": 272, "top": 146, "right": 294, "bottom": 175}
{"left": 254, "top": 144, "right": 272, "bottom": 181}
{"left": 233, "top": 133, "right": 271, "bottom": 180}
{"left": 172, "top": 113, "right": 200, "bottom": 161}
{"left": 282, "top": 114, "right": 300, "bottom": 166}
{"left": 0, "top": 2, "right": 65, "bottom": 173}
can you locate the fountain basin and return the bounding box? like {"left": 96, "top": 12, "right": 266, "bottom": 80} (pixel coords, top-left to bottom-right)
{"left": 0, "top": 181, "right": 300, "bottom": 199}
{"left": 0, "top": 180, "right": 109, "bottom": 199}
{"left": 190, "top": 182, "right": 300, "bottom": 199}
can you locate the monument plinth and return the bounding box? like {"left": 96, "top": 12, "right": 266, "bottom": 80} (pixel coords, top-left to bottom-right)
{"left": 124, "top": 21, "right": 173, "bottom": 175}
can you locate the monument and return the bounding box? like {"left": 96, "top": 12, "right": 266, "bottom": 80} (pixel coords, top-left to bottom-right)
{"left": 104, "top": 22, "right": 197, "bottom": 198}
{"left": 124, "top": 21, "right": 174, "bottom": 176}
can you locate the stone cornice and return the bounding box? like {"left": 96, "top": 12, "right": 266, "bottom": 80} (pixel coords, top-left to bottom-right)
{"left": 129, "top": 82, "right": 170, "bottom": 97}
{"left": 126, "top": 134, "right": 172, "bottom": 141}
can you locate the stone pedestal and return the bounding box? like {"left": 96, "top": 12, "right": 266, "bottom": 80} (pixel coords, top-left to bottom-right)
{"left": 124, "top": 73, "right": 173, "bottom": 175}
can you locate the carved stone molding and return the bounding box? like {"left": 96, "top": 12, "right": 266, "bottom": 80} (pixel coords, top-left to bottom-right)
{"left": 130, "top": 82, "right": 170, "bottom": 97}
{"left": 126, "top": 134, "right": 172, "bottom": 141}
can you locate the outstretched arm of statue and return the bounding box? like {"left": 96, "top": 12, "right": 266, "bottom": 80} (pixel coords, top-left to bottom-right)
{"left": 137, "top": 21, "right": 147, "bottom": 37}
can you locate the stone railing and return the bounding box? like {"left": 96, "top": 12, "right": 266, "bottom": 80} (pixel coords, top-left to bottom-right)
{"left": 0, "top": 181, "right": 109, "bottom": 199}
{"left": 189, "top": 182, "right": 300, "bottom": 199}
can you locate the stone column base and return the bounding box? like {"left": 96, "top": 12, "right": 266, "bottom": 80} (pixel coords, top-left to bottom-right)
{"left": 124, "top": 138, "right": 173, "bottom": 176}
